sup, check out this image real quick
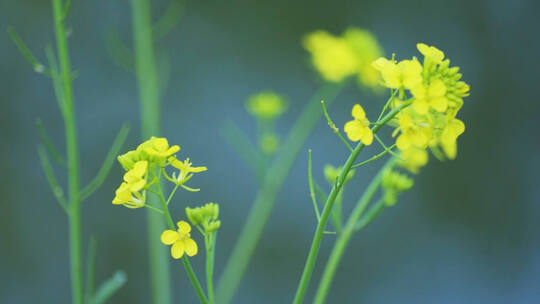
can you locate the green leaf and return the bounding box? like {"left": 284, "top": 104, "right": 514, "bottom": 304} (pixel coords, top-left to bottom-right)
{"left": 37, "top": 145, "right": 68, "bottom": 213}
{"left": 221, "top": 120, "right": 267, "bottom": 183}
{"left": 36, "top": 118, "right": 66, "bottom": 167}
{"left": 7, "top": 27, "right": 50, "bottom": 75}
{"left": 80, "top": 124, "right": 130, "bottom": 201}
{"left": 89, "top": 271, "right": 127, "bottom": 304}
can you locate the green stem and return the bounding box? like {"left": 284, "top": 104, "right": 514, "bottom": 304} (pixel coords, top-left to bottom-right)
{"left": 313, "top": 160, "right": 396, "bottom": 304}
{"left": 292, "top": 102, "right": 409, "bottom": 304}
{"left": 130, "top": 1, "right": 171, "bottom": 303}
{"left": 217, "top": 81, "right": 345, "bottom": 304}
{"left": 51, "top": 0, "right": 82, "bottom": 303}
{"left": 206, "top": 233, "right": 217, "bottom": 304}
{"left": 155, "top": 181, "right": 208, "bottom": 304}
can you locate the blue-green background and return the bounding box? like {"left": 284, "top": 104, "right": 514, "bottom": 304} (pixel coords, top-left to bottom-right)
{"left": 1, "top": 0, "right": 539, "bottom": 303}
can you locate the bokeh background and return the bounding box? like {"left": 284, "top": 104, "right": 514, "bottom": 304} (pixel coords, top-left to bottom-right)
{"left": 1, "top": 0, "right": 539, "bottom": 303}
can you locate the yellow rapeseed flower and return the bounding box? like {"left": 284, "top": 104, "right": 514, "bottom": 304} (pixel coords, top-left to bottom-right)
{"left": 166, "top": 157, "right": 207, "bottom": 187}
{"left": 417, "top": 43, "right": 445, "bottom": 64}
{"left": 440, "top": 117, "right": 465, "bottom": 159}
{"left": 343, "top": 28, "right": 384, "bottom": 88}
{"left": 410, "top": 79, "right": 449, "bottom": 114}
{"left": 161, "top": 221, "right": 198, "bottom": 259}
{"left": 112, "top": 160, "right": 148, "bottom": 208}
{"left": 303, "top": 30, "right": 359, "bottom": 82}
{"left": 139, "top": 137, "right": 180, "bottom": 164}
{"left": 372, "top": 57, "right": 423, "bottom": 89}
{"left": 344, "top": 104, "right": 373, "bottom": 145}
{"left": 394, "top": 112, "right": 432, "bottom": 150}
{"left": 246, "top": 92, "right": 288, "bottom": 120}
{"left": 398, "top": 147, "right": 429, "bottom": 174}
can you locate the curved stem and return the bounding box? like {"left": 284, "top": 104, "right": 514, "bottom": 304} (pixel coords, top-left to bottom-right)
{"left": 313, "top": 160, "right": 396, "bottom": 304}
{"left": 292, "top": 102, "right": 409, "bottom": 304}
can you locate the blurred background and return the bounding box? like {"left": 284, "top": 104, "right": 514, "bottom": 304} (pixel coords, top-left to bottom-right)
{"left": 1, "top": 0, "right": 539, "bottom": 303}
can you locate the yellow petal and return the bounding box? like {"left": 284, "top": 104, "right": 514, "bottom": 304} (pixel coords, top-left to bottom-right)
{"left": 413, "top": 101, "right": 429, "bottom": 115}
{"left": 171, "top": 240, "right": 185, "bottom": 259}
{"left": 177, "top": 221, "right": 191, "bottom": 234}
{"left": 396, "top": 134, "right": 411, "bottom": 150}
{"left": 351, "top": 104, "right": 366, "bottom": 120}
{"left": 184, "top": 238, "right": 198, "bottom": 257}
{"left": 161, "top": 230, "right": 179, "bottom": 245}
{"left": 344, "top": 120, "right": 363, "bottom": 142}
{"left": 431, "top": 96, "right": 448, "bottom": 112}
{"left": 428, "top": 80, "right": 446, "bottom": 97}
{"left": 361, "top": 128, "right": 373, "bottom": 146}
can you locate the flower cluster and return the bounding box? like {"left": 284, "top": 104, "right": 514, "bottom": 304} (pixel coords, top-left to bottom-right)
{"left": 113, "top": 137, "right": 207, "bottom": 208}
{"left": 373, "top": 43, "right": 470, "bottom": 173}
{"left": 381, "top": 169, "right": 414, "bottom": 206}
{"left": 303, "top": 28, "right": 383, "bottom": 88}
{"left": 186, "top": 202, "right": 221, "bottom": 233}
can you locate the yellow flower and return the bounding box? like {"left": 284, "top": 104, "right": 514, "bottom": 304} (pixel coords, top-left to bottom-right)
{"left": 167, "top": 157, "right": 207, "bottom": 186}
{"left": 411, "top": 79, "right": 448, "bottom": 114}
{"left": 344, "top": 104, "right": 373, "bottom": 145}
{"left": 440, "top": 117, "right": 465, "bottom": 159}
{"left": 161, "top": 221, "right": 198, "bottom": 259}
{"left": 112, "top": 182, "right": 145, "bottom": 208}
{"left": 372, "top": 57, "right": 423, "bottom": 89}
{"left": 246, "top": 92, "right": 288, "bottom": 120}
{"left": 123, "top": 160, "right": 148, "bottom": 191}
{"left": 394, "top": 112, "right": 432, "bottom": 150}
{"left": 138, "top": 137, "right": 180, "bottom": 165}
{"left": 417, "top": 43, "right": 444, "bottom": 64}
{"left": 343, "top": 28, "right": 384, "bottom": 88}
{"left": 303, "top": 30, "right": 359, "bottom": 82}
{"left": 398, "top": 147, "right": 429, "bottom": 174}
{"left": 112, "top": 160, "right": 148, "bottom": 208}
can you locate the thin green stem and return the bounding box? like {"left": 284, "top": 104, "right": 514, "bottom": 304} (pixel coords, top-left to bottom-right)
{"left": 308, "top": 150, "right": 321, "bottom": 221}
{"left": 376, "top": 89, "right": 398, "bottom": 122}
{"left": 217, "top": 81, "right": 345, "bottom": 304}
{"left": 51, "top": 1, "right": 82, "bottom": 303}
{"left": 351, "top": 143, "right": 397, "bottom": 169}
{"left": 292, "top": 102, "right": 410, "bottom": 304}
{"left": 130, "top": 0, "right": 171, "bottom": 302}
{"left": 206, "top": 232, "right": 217, "bottom": 304}
{"left": 321, "top": 100, "right": 353, "bottom": 152}
{"left": 313, "top": 161, "right": 396, "bottom": 304}
{"left": 374, "top": 134, "right": 401, "bottom": 159}
{"left": 355, "top": 198, "right": 386, "bottom": 231}
{"left": 155, "top": 178, "right": 208, "bottom": 304}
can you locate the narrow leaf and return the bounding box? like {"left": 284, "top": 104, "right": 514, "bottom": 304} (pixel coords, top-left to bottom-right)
{"left": 36, "top": 118, "right": 66, "bottom": 167}
{"left": 89, "top": 271, "right": 127, "bottom": 304}
{"left": 221, "top": 120, "right": 267, "bottom": 183}
{"left": 37, "top": 145, "right": 68, "bottom": 213}
{"left": 45, "top": 44, "right": 67, "bottom": 117}
{"left": 80, "top": 124, "right": 130, "bottom": 201}
{"left": 7, "top": 27, "right": 50, "bottom": 75}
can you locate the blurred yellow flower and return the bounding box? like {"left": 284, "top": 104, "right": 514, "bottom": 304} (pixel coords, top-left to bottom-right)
{"left": 303, "top": 30, "right": 359, "bottom": 82}
{"left": 161, "top": 221, "right": 198, "bottom": 259}
{"left": 417, "top": 43, "right": 445, "bottom": 64}
{"left": 344, "top": 104, "right": 373, "bottom": 145}
{"left": 398, "top": 147, "right": 429, "bottom": 174}
{"left": 246, "top": 91, "right": 288, "bottom": 120}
